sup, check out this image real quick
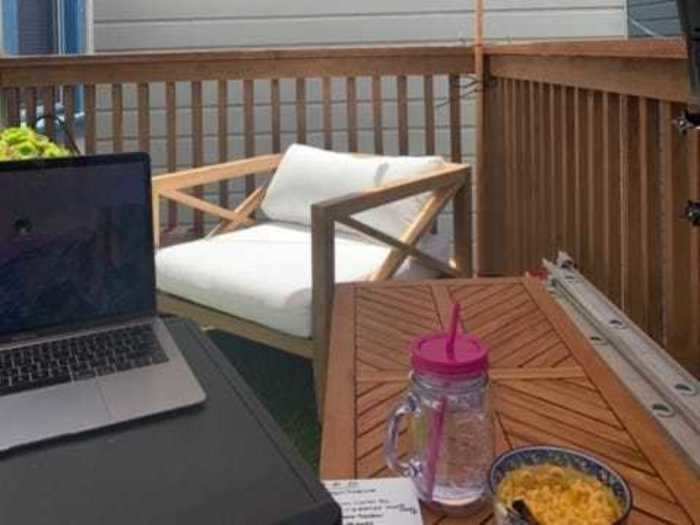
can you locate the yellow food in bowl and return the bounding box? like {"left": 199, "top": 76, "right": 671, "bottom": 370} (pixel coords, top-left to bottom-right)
{"left": 496, "top": 464, "right": 623, "bottom": 525}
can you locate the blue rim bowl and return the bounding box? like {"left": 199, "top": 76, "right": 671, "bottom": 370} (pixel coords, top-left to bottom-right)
{"left": 488, "top": 446, "right": 633, "bottom": 524}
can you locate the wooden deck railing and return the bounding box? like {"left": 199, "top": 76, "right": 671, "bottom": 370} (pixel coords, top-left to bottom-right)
{"left": 477, "top": 39, "right": 699, "bottom": 376}
{"left": 0, "top": 46, "right": 474, "bottom": 238}
{"left": 0, "top": 40, "right": 697, "bottom": 376}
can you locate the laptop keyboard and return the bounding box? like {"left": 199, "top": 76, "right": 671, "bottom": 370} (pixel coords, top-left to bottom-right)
{"left": 0, "top": 324, "right": 169, "bottom": 397}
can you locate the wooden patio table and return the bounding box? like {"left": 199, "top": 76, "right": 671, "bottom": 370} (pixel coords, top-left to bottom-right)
{"left": 320, "top": 277, "right": 700, "bottom": 525}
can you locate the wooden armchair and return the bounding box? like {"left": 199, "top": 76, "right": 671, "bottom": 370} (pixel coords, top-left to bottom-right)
{"left": 152, "top": 151, "right": 471, "bottom": 410}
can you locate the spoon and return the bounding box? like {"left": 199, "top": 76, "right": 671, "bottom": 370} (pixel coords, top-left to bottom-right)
{"left": 512, "top": 499, "right": 540, "bottom": 525}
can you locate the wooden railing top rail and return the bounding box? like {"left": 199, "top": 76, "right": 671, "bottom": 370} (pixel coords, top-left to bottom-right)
{"left": 484, "top": 39, "right": 686, "bottom": 60}
{"left": 485, "top": 39, "right": 689, "bottom": 102}
{"left": 0, "top": 45, "right": 475, "bottom": 87}
{"left": 0, "top": 39, "right": 687, "bottom": 88}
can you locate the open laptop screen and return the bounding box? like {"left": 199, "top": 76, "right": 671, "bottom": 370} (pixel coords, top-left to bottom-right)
{"left": 0, "top": 154, "right": 155, "bottom": 340}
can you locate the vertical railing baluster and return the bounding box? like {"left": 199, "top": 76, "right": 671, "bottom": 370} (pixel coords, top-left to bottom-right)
{"left": 111, "top": 84, "right": 123, "bottom": 153}
{"left": 449, "top": 74, "right": 462, "bottom": 163}
{"left": 549, "top": 84, "right": 561, "bottom": 258}
{"left": 536, "top": 82, "right": 547, "bottom": 265}
{"left": 243, "top": 79, "right": 256, "bottom": 196}
{"left": 271, "top": 78, "right": 282, "bottom": 154}
{"left": 432, "top": 85, "right": 444, "bottom": 260}
{"left": 217, "top": 79, "right": 229, "bottom": 207}
{"left": 517, "top": 80, "right": 528, "bottom": 273}
{"left": 397, "top": 75, "right": 408, "bottom": 155}
{"left": 347, "top": 77, "right": 358, "bottom": 152}
{"left": 372, "top": 76, "right": 384, "bottom": 155}
{"left": 621, "top": 95, "right": 643, "bottom": 327}
{"left": 424, "top": 75, "right": 435, "bottom": 156}
{"left": 137, "top": 83, "right": 151, "bottom": 153}
{"left": 25, "top": 87, "right": 37, "bottom": 127}
{"left": 562, "top": 87, "right": 575, "bottom": 260}
{"left": 602, "top": 92, "right": 622, "bottom": 306}
{"left": 525, "top": 81, "right": 535, "bottom": 270}
{"left": 504, "top": 79, "right": 515, "bottom": 274}
{"left": 639, "top": 97, "right": 662, "bottom": 340}
{"left": 531, "top": 82, "right": 541, "bottom": 268}
{"left": 84, "top": 84, "right": 97, "bottom": 155}
{"left": 41, "top": 86, "right": 56, "bottom": 139}
{"left": 574, "top": 88, "right": 589, "bottom": 270}
{"left": 296, "top": 78, "right": 306, "bottom": 145}
{"left": 321, "top": 77, "right": 332, "bottom": 150}
{"left": 166, "top": 81, "right": 178, "bottom": 228}
{"left": 191, "top": 80, "right": 204, "bottom": 237}
{"left": 588, "top": 91, "right": 604, "bottom": 289}
{"left": 539, "top": 83, "right": 550, "bottom": 261}
{"left": 63, "top": 86, "right": 75, "bottom": 149}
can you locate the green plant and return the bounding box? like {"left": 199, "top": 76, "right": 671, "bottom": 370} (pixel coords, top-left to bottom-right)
{"left": 0, "top": 125, "right": 72, "bottom": 160}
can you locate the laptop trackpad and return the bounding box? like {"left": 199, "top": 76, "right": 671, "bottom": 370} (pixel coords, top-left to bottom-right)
{"left": 99, "top": 362, "right": 204, "bottom": 423}
{"left": 0, "top": 382, "right": 110, "bottom": 452}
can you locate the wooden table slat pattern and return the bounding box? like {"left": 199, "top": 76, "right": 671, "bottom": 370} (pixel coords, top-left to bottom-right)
{"left": 321, "top": 278, "right": 699, "bottom": 525}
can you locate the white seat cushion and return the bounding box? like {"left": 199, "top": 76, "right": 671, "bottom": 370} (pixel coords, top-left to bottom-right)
{"left": 260, "top": 144, "right": 446, "bottom": 241}
{"left": 156, "top": 222, "right": 448, "bottom": 338}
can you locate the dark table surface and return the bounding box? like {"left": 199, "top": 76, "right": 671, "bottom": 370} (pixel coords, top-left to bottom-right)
{"left": 0, "top": 318, "right": 338, "bottom": 525}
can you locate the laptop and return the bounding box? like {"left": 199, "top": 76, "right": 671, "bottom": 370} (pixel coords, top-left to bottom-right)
{"left": 0, "top": 153, "right": 206, "bottom": 452}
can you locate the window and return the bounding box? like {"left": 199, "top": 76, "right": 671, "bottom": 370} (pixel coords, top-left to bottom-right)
{"left": 2, "top": 0, "right": 87, "bottom": 55}
{"left": 2, "top": 1, "right": 88, "bottom": 137}
{"left": 627, "top": 0, "right": 681, "bottom": 38}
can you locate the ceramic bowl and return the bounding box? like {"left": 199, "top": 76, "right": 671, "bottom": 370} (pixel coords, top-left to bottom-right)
{"left": 488, "top": 446, "right": 632, "bottom": 524}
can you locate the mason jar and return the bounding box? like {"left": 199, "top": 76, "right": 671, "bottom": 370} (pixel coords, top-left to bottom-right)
{"left": 385, "top": 332, "right": 493, "bottom": 516}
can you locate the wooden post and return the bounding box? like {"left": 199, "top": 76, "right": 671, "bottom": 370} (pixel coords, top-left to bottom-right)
{"left": 311, "top": 205, "right": 335, "bottom": 418}
{"left": 454, "top": 167, "right": 473, "bottom": 277}
{"left": 660, "top": 102, "right": 696, "bottom": 376}
{"left": 475, "top": 0, "right": 507, "bottom": 276}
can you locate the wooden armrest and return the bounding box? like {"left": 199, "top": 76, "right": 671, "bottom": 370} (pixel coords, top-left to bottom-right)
{"left": 152, "top": 154, "right": 281, "bottom": 248}
{"left": 311, "top": 162, "right": 469, "bottom": 217}
{"left": 152, "top": 153, "right": 282, "bottom": 193}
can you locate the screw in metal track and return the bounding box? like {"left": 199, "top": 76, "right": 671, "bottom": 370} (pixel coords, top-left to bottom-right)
{"left": 651, "top": 403, "right": 675, "bottom": 418}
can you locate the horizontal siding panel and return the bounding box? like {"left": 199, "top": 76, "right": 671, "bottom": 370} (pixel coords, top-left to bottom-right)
{"left": 95, "top": 0, "right": 623, "bottom": 22}
{"left": 97, "top": 102, "right": 474, "bottom": 139}
{"left": 95, "top": 11, "right": 625, "bottom": 51}
{"left": 93, "top": 77, "right": 463, "bottom": 110}
{"left": 95, "top": 129, "right": 477, "bottom": 167}
{"left": 94, "top": 100, "right": 477, "bottom": 139}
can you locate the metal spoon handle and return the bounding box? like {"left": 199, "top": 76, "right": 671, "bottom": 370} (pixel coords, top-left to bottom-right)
{"left": 512, "top": 499, "right": 540, "bottom": 525}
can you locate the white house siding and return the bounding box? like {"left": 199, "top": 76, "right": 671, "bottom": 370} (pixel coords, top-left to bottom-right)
{"left": 91, "top": 0, "right": 626, "bottom": 251}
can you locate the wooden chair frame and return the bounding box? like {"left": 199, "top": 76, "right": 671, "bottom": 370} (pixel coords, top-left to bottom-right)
{"left": 152, "top": 155, "right": 472, "bottom": 411}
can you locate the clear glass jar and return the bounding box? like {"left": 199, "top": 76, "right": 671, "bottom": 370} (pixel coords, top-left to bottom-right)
{"left": 385, "top": 333, "right": 493, "bottom": 516}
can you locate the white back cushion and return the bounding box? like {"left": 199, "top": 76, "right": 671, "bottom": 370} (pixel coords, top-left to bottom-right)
{"left": 260, "top": 144, "right": 445, "bottom": 240}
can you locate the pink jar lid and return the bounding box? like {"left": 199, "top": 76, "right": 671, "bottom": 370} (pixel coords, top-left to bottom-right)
{"left": 411, "top": 333, "right": 488, "bottom": 377}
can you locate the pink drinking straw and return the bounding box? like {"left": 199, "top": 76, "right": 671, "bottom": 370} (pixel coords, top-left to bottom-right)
{"left": 424, "top": 397, "right": 447, "bottom": 501}
{"left": 424, "top": 303, "right": 461, "bottom": 501}
{"left": 446, "top": 302, "right": 461, "bottom": 360}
